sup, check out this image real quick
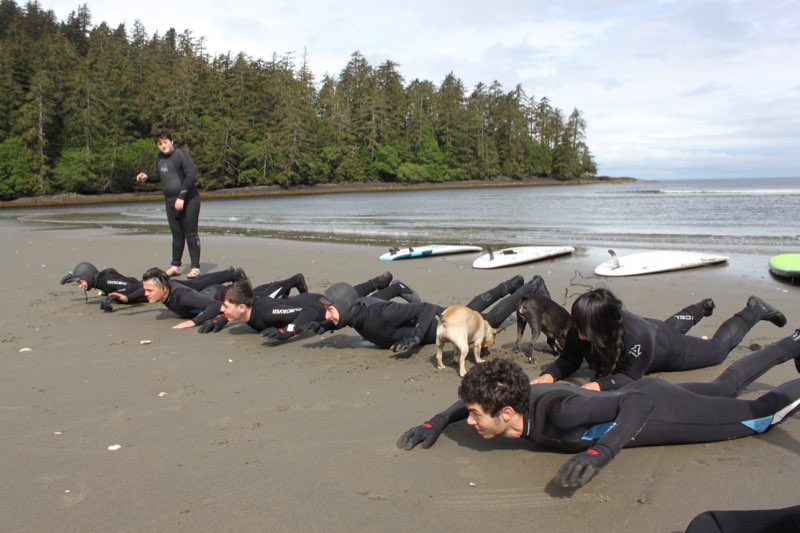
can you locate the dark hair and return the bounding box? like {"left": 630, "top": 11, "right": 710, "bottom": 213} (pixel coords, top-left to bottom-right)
{"left": 571, "top": 287, "right": 625, "bottom": 375}
{"left": 142, "top": 267, "right": 172, "bottom": 290}
{"left": 458, "top": 358, "right": 530, "bottom": 417}
{"left": 222, "top": 280, "right": 254, "bottom": 307}
{"left": 153, "top": 128, "right": 174, "bottom": 142}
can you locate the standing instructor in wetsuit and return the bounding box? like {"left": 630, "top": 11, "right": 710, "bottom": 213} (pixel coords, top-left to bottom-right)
{"left": 136, "top": 128, "right": 202, "bottom": 279}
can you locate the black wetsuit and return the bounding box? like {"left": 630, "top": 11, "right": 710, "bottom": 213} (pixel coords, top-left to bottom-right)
{"left": 542, "top": 302, "right": 761, "bottom": 390}
{"left": 252, "top": 274, "right": 307, "bottom": 300}
{"left": 159, "top": 269, "right": 243, "bottom": 324}
{"left": 346, "top": 282, "right": 535, "bottom": 349}
{"left": 93, "top": 268, "right": 240, "bottom": 307}
{"left": 92, "top": 268, "right": 147, "bottom": 303}
{"left": 248, "top": 292, "right": 327, "bottom": 332}
{"left": 143, "top": 147, "right": 201, "bottom": 269}
{"left": 432, "top": 336, "right": 800, "bottom": 464}
{"left": 163, "top": 285, "right": 221, "bottom": 325}
{"left": 247, "top": 280, "right": 403, "bottom": 335}
{"left": 347, "top": 301, "right": 441, "bottom": 348}
{"left": 685, "top": 504, "right": 800, "bottom": 532}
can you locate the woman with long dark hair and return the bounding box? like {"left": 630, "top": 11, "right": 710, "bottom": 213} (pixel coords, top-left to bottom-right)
{"left": 531, "top": 287, "right": 787, "bottom": 391}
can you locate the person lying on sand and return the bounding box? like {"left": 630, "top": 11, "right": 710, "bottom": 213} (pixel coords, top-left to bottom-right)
{"left": 141, "top": 266, "right": 252, "bottom": 329}
{"left": 685, "top": 504, "right": 800, "bottom": 533}
{"left": 398, "top": 332, "right": 800, "bottom": 488}
{"left": 214, "top": 272, "right": 420, "bottom": 339}
{"left": 60, "top": 262, "right": 247, "bottom": 312}
{"left": 316, "top": 275, "right": 549, "bottom": 352}
{"left": 532, "top": 287, "right": 786, "bottom": 391}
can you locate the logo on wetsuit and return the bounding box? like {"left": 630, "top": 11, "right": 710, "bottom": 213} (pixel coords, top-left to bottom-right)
{"left": 628, "top": 344, "right": 642, "bottom": 358}
{"left": 674, "top": 314, "right": 694, "bottom": 321}
{"left": 160, "top": 162, "right": 169, "bottom": 173}
{"left": 581, "top": 421, "right": 617, "bottom": 440}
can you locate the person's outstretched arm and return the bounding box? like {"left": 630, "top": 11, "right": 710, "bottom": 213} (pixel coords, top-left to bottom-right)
{"left": 555, "top": 389, "right": 654, "bottom": 487}
{"left": 397, "top": 399, "right": 469, "bottom": 450}
{"left": 536, "top": 327, "right": 584, "bottom": 382}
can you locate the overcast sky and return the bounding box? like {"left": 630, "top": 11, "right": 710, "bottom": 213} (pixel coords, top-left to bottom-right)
{"left": 42, "top": 0, "right": 800, "bottom": 180}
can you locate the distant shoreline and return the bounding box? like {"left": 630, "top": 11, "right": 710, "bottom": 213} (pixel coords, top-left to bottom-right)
{"left": 0, "top": 176, "right": 639, "bottom": 208}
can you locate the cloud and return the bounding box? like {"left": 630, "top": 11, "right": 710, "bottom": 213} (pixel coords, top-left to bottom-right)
{"left": 40, "top": 0, "right": 800, "bottom": 179}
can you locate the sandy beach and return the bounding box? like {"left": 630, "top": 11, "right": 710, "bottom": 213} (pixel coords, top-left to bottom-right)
{"left": 2, "top": 220, "right": 798, "bottom": 532}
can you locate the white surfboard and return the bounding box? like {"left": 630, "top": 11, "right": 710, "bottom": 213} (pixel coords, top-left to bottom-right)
{"left": 472, "top": 246, "right": 575, "bottom": 269}
{"left": 379, "top": 244, "right": 482, "bottom": 261}
{"left": 594, "top": 249, "right": 729, "bottom": 277}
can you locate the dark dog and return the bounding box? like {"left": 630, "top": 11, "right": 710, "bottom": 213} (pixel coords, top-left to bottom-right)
{"left": 515, "top": 294, "right": 571, "bottom": 363}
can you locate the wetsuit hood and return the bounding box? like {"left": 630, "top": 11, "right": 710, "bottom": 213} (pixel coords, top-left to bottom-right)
{"left": 60, "top": 261, "right": 100, "bottom": 288}
{"left": 320, "top": 282, "right": 360, "bottom": 326}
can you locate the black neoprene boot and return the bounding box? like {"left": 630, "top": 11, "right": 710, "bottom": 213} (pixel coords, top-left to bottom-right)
{"left": 232, "top": 267, "right": 249, "bottom": 284}
{"left": 503, "top": 275, "right": 524, "bottom": 296}
{"left": 293, "top": 273, "right": 308, "bottom": 293}
{"left": 371, "top": 272, "right": 393, "bottom": 291}
{"left": 526, "top": 275, "right": 551, "bottom": 299}
{"left": 391, "top": 281, "right": 421, "bottom": 303}
{"left": 747, "top": 296, "right": 787, "bottom": 328}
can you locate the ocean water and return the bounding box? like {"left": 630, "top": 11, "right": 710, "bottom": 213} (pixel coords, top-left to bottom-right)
{"left": 6, "top": 177, "right": 800, "bottom": 255}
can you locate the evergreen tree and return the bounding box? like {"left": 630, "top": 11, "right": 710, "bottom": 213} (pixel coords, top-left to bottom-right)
{"left": 331, "top": 51, "right": 375, "bottom": 182}
{"left": 553, "top": 108, "right": 589, "bottom": 178}
{"left": 0, "top": 135, "right": 34, "bottom": 197}
{"left": 0, "top": 0, "right": 597, "bottom": 198}
{"left": 61, "top": 3, "right": 90, "bottom": 56}
{"left": 465, "top": 82, "right": 500, "bottom": 179}
{"left": 433, "top": 72, "right": 469, "bottom": 177}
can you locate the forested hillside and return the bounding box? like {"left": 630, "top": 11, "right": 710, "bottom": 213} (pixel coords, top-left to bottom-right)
{"left": 0, "top": 0, "right": 597, "bottom": 199}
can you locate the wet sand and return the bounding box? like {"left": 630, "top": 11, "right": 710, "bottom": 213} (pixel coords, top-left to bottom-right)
{"left": 1, "top": 221, "right": 798, "bottom": 532}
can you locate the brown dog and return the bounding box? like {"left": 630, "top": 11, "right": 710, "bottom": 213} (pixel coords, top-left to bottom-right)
{"left": 515, "top": 294, "right": 571, "bottom": 363}
{"left": 435, "top": 305, "right": 503, "bottom": 377}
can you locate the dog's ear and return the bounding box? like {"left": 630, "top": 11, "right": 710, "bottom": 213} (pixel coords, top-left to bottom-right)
{"left": 492, "top": 326, "right": 506, "bottom": 335}
{"left": 435, "top": 313, "right": 443, "bottom": 323}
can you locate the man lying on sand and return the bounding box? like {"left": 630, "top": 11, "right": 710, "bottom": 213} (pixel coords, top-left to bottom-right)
{"left": 398, "top": 331, "right": 800, "bottom": 488}
{"left": 141, "top": 267, "right": 251, "bottom": 330}
{"left": 317, "top": 275, "right": 549, "bottom": 352}
{"left": 60, "top": 261, "right": 247, "bottom": 312}
{"left": 214, "top": 272, "right": 419, "bottom": 339}
{"left": 685, "top": 504, "right": 800, "bottom": 533}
